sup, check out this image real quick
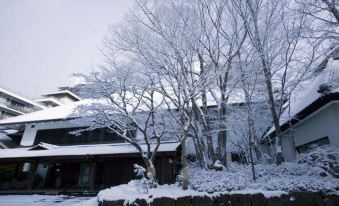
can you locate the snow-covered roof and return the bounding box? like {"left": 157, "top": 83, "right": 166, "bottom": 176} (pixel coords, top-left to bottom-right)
{"left": 265, "top": 50, "right": 339, "bottom": 137}
{"left": 0, "top": 99, "right": 92, "bottom": 126}
{"left": 43, "top": 90, "right": 81, "bottom": 101}
{"left": 0, "top": 86, "right": 45, "bottom": 109}
{"left": 0, "top": 141, "right": 180, "bottom": 159}
{"left": 29, "top": 142, "right": 59, "bottom": 150}
{"left": 0, "top": 87, "right": 247, "bottom": 127}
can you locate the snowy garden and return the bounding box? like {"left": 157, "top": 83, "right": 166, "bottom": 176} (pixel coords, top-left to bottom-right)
{"left": 0, "top": 0, "right": 338, "bottom": 205}
{"left": 67, "top": 0, "right": 339, "bottom": 205}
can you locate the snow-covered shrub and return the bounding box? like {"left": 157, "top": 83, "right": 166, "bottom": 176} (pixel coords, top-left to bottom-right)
{"left": 213, "top": 160, "right": 226, "bottom": 171}
{"left": 296, "top": 146, "right": 339, "bottom": 178}
{"left": 133, "top": 164, "right": 157, "bottom": 192}
{"left": 189, "top": 160, "right": 339, "bottom": 193}
{"left": 134, "top": 164, "right": 146, "bottom": 178}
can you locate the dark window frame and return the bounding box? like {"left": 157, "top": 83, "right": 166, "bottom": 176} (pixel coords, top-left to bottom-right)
{"left": 296, "top": 136, "right": 330, "bottom": 153}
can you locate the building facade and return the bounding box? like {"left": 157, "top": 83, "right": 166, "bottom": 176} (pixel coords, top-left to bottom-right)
{"left": 262, "top": 47, "right": 339, "bottom": 161}
{"left": 0, "top": 86, "right": 45, "bottom": 120}
{"left": 0, "top": 103, "right": 180, "bottom": 193}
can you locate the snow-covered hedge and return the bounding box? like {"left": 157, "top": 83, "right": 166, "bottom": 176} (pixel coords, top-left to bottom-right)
{"left": 189, "top": 162, "right": 339, "bottom": 193}
{"left": 190, "top": 147, "right": 339, "bottom": 193}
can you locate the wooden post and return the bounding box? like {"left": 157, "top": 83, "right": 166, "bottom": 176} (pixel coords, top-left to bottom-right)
{"left": 90, "top": 159, "right": 97, "bottom": 192}
{"left": 28, "top": 160, "right": 38, "bottom": 190}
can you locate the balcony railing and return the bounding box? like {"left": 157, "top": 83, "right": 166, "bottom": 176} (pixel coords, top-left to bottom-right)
{"left": 0, "top": 98, "right": 37, "bottom": 114}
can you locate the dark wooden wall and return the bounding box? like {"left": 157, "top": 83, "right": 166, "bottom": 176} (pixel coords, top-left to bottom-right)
{"left": 0, "top": 152, "right": 180, "bottom": 191}
{"left": 96, "top": 155, "right": 180, "bottom": 189}
{"left": 41, "top": 153, "right": 180, "bottom": 190}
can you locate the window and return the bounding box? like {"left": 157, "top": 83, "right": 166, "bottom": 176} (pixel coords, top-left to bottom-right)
{"left": 77, "top": 163, "right": 92, "bottom": 187}
{"left": 34, "top": 127, "right": 127, "bottom": 146}
{"left": 296, "top": 137, "right": 330, "bottom": 153}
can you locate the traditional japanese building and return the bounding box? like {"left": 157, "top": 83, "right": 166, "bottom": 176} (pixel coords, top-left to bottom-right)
{"left": 0, "top": 101, "right": 181, "bottom": 194}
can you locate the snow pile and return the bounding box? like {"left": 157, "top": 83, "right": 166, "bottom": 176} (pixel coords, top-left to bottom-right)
{"left": 0, "top": 195, "right": 95, "bottom": 206}
{"left": 97, "top": 180, "right": 204, "bottom": 204}
{"left": 189, "top": 161, "right": 339, "bottom": 193}
{"left": 97, "top": 179, "right": 288, "bottom": 204}
{"left": 69, "top": 197, "right": 98, "bottom": 206}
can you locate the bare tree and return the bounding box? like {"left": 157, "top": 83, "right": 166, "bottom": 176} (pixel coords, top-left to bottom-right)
{"left": 296, "top": 0, "right": 338, "bottom": 41}
{"left": 188, "top": 0, "right": 248, "bottom": 166}
{"left": 232, "top": 0, "right": 325, "bottom": 165}
{"left": 74, "top": 62, "right": 176, "bottom": 186}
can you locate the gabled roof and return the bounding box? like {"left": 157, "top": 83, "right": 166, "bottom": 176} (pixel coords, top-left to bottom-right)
{"left": 0, "top": 141, "right": 180, "bottom": 160}
{"left": 262, "top": 92, "right": 339, "bottom": 142}
{"left": 263, "top": 47, "right": 339, "bottom": 141}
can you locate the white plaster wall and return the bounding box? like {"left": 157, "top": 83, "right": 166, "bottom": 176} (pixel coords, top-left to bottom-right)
{"left": 20, "top": 120, "right": 86, "bottom": 146}
{"left": 57, "top": 96, "right": 76, "bottom": 104}
{"left": 281, "top": 132, "right": 297, "bottom": 161}
{"left": 281, "top": 102, "right": 339, "bottom": 161}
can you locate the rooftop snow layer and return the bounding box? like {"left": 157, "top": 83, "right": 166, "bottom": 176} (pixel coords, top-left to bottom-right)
{"left": 0, "top": 141, "right": 180, "bottom": 159}
{"left": 265, "top": 55, "right": 339, "bottom": 136}
{"left": 0, "top": 99, "right": 95, "bottom": 125}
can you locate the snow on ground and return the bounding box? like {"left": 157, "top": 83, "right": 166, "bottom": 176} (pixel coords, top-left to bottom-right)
{"left": 97, "top": 147, "right": 339, "bottom": 204}
{"left": 98, "top": 180, "right": 203, "bottom": 203}
{"left": 0, "top": 195, "right": 96, "bottom": 206}
{"left": 98, "top": 179, "right": 288, "bottom": 204}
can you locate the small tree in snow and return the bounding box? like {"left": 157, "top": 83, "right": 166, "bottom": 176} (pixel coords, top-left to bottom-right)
{"left": 74, "top": 62, "right": 177, "bottom": 186}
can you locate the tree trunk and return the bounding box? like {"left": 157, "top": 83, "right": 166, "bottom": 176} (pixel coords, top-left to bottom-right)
{"left": 192, "top": 133, "right": 204, "bottom": 167}
{"left": 143, "top": 157, "right": 157, "bottom": 181}
{"left": 247, "top": 113, "right": 256, "bottom": 181}
{"left": 181, "top": 133, "right": 189, "bottom": 190}
{"left": 262, "top": 60, "right": 284, "bottom": 165}
{"left": 218, "top": 100, "right": 228, "bottom": 167}
{"left": 244, "top": 0, "right": 284, "bottom": 165}
{"left": 198, "top": 54, "right": 217, "bottom": 164}
{"left": 192, "top": 100, "right": 216, "bottom": 165}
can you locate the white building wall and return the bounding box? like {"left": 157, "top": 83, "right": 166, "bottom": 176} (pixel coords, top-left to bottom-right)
{"left": 20, "top": 121, "right": 85, "bottom": 146}
{"left": 280, "top": 102, "right": 339, "bottom": 161}
{"left": 57, "top": 96, "right": 76, "bottom": 105}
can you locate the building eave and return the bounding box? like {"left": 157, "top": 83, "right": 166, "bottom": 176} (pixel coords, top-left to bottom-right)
{"left": 43, "top": 90, "right": 81, "bottom": 101}
{"left": 262, "top": 92, "right": 339, "bottom": 143}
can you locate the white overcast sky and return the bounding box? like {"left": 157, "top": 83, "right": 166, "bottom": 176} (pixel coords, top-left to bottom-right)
{"left": 0, "top": 0, "right": 133, "bottom": 98}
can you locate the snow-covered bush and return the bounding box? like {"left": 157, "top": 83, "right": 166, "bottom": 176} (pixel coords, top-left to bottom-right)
{"left": 133, "top": 164, "right": 157, "bottom": 193}
{"left": 296, "top": 146, "right": 339, "bottom": 178}
{"left": 189, "top": 160, "right": 339, "bottom": 193}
